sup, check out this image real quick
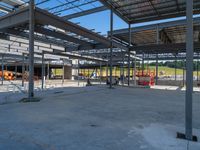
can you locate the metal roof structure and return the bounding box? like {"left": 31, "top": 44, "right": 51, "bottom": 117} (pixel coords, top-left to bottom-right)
{"left": 112, "top": 17, "right": 200, "bottom": 54}
{"left": 99, "top": 0, "right": 200, "bottom": 24}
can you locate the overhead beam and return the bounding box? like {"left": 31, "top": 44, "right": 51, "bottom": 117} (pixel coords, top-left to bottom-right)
{"left": 62, "top": 6, "right": 107, "bottom": 20}
{"left": 160, "top": 29, "right": 172, "bottom": 43}
{"left": 130, "top": 42, "right": 200, "bottom": 54}
{"left": 0, "top": 7, "right": 29, "bottom": 30}
{"left": 35, "top": 7, "right": 128, "bottom": 51}
{"left": 112, "top": 17, "right": 200, "bottom": 35}
{"left": 99, "top": 0, "right": 129, "bottom": 24}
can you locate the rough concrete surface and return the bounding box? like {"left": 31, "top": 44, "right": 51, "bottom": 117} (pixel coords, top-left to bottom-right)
{"left": 0, "top": 85, "right": 200, "bottom": 150}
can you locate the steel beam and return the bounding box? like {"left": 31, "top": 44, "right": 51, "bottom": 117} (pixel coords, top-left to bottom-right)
{"left": 130, "top": 42, "right": 200, "bottom": 54}
{"left": 63, "top": 6, "right": 107, "bottom": 20}
{"left": 0, "top": 7, "right": 29, "bottom": 30}
{"left": 35, "top": 7, "right": 128, "bottom": 51}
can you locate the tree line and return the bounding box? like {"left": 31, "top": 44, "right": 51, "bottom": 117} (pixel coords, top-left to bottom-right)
{"left": 146, "top": 61, "right": 200, "bottom": 71}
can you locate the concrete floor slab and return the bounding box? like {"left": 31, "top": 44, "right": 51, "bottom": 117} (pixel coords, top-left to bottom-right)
{"left": 0, "top": 85, "right": 200, "bottom": 150}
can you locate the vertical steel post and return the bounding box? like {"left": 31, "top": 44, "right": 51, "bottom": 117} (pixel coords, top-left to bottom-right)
{"left": 62, "top": 61, "right": 64, "bottom": 85}
{"left": 134, "top": 57, "right": 137, "bottom": 85}
{"left": 47, "top": 61, "right": 50, "bottom": 80}
{"left": 156, "top": 25, "right": 159, "bottom": 85}
{"left": 128, "top": 24, "right": 131, "bottom": 86}
{"left": 185, "top": 0, "right": 193, "bottom": 140}
{"left": 22, "top": 53, "right": 25, "bottom": 87}
{"left": 106, "top": 54, "right": 108, "bottom": 80}
{"left": 132, "top": 60, "right": 134, "bottom": 82}
{"left": 109, "top": 9, "right": 113, "bottom": 88}
{"left": 41, "top": 51, "right": 44, "bottom": 90}
{"left": 175, "top": 54, "right": 177, "bottom": 81}
{"left": 122, "top": 54, "right": 125, "bottom": 85}
{"left": 142, "top": 53, "right": 144, "bottom": 75}
{"left": 197, "top": 54, "right": 199, "bottom": 81}
{"left": 15, "top": 64, "right": 17, "bottom": 79}
{"left": 1, "top": 55, "right": 4, "bottom": 85}
{"left": 28, "top": 0, "right": 35, "bottom": 99}
{"left": 78, "top": 60, "right": 80, "bottom": 86}
{"left": 183, "top": 64, "right": 185, "bottom": 87}
{"left": 100, "top": 61, "right": 102, "bottom": 84}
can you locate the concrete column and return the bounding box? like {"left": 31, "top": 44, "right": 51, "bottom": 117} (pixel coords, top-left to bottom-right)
{"left": 185, "top": 0, "right": 194, "bottom": 140}
{"left": 109, "top": 9, "right": 113, "bottom": 88}
{"left": 128, "top": 24, "right": 131, "bottom": 86}
{"left": 28, "top": 0, "right": 35, "bottom": 99}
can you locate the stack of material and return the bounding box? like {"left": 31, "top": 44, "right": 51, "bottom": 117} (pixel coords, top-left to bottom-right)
{"left": 137, "top": 69, "right": 155, "bottom": 86}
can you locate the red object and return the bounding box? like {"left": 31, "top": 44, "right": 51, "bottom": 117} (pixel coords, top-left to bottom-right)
{"left": 136, "top": 69, "right": 155, "bottom": 86}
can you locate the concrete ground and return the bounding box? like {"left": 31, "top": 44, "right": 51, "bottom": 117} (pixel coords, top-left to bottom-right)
{"left": 0, "top": 85, "right": 200, "bottom": 150}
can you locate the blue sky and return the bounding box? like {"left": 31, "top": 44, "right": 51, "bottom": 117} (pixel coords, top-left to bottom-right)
{"left": 36, "top": 0, "right": 200, "bottom": 36}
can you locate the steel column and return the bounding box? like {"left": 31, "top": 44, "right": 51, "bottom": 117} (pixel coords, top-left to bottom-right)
{"left": 62, "top": 61, "right": 64, "bottom": 85}
{"left": 106, "top": 54, "right": 108, "bottom": 79}
{"left": 134, "top": 57, "right": 137, "bottom": 85}
{"left": 22, "top": 53, "right": 25, "bottom": 87}
{"left": 185, "top": 0, "right": 194, "bottom": 140}
{"left": 41, "top": 51, "right": 44, "bottom": 89}
{"left": 109, "top": 9, "right": 113, "bottom": 88}
{"left": 197, "top": 55, "right": 199, "bottom": 81}
{"left": 15, "top": 65, "right": 17, "bottom": 79}
{"left": 100, "top": 61, "right": 102, "bottom": 84}
{"left": 122, "top": 54, "right": 125, "bottom": 85}
{"left": 128, "top": 24, "right": 131, "bottom": 86}
{"left": 28, "top": 0, "right": 35, "bottom": 99}
{"left": 1, "top": 55, "right": 4, "bottom": 85}
{"left": 78, "top": 60, "right": 80, "bottom": 86}
{"left": 47, "top": 61, "right": 50, "bottom": 80}
{"left": 183, "top": 65, "right": 185, "bottom": 87}
{"left": 175, "top": 55, "right": 177, "bottom": 81}
{"left": 142, "top": 53, "right": 144, "bottom": 75}
{"left": 156, "top": 25, "right": 159, "bottom": 85}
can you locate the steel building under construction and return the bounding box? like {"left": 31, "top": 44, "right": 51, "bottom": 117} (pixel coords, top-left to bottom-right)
{"left": 0, "top": 0, "right": 200, "bottom": 149}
